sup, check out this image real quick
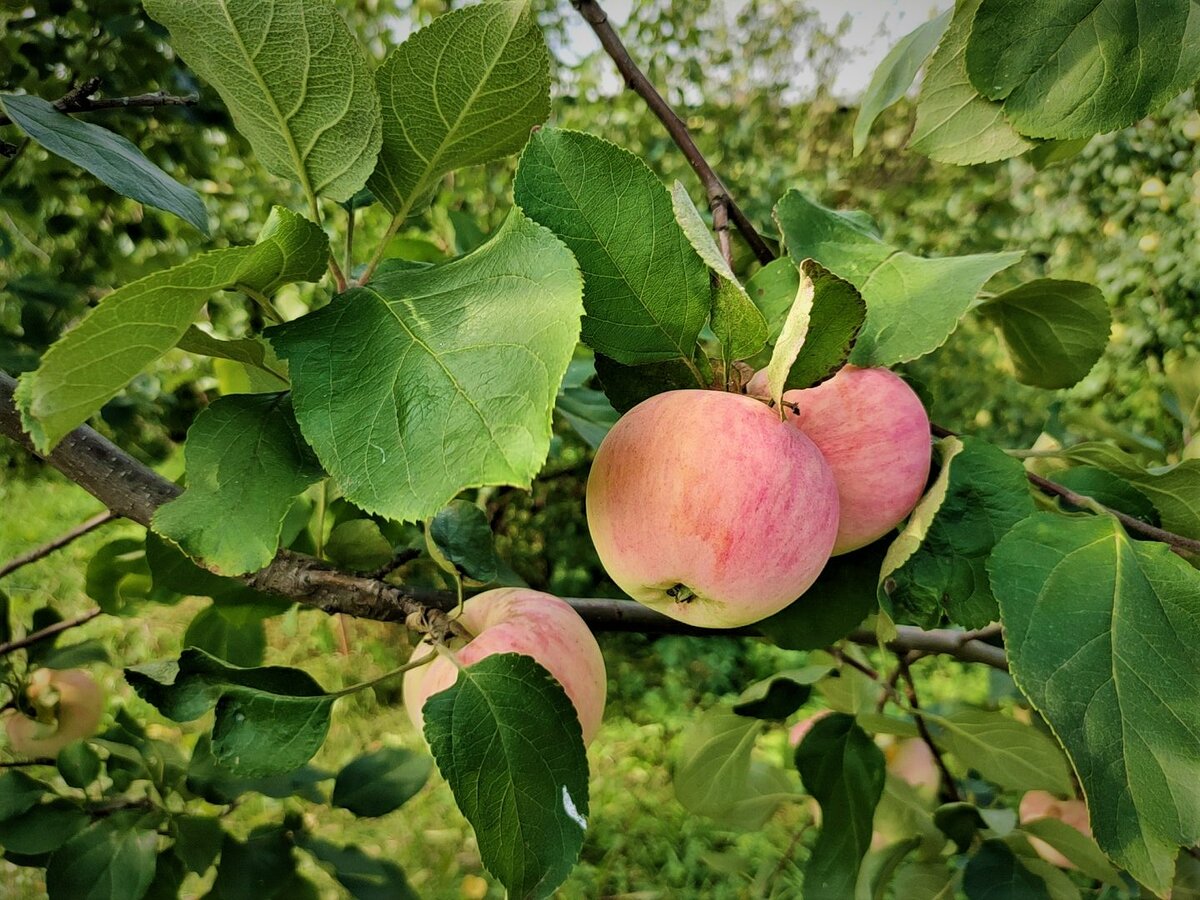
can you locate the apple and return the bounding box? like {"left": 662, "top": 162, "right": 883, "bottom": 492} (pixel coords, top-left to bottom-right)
{"left": 5, "top": 668, "right": 105, "bottom": 757}
{"left": 1019, "top": 790, "right": 1092, "bottom": 869}
{"left": 788, "top": 710, "right": 832, "bottom": 748}
{"left": 586, "top": 389, "right": 840, "bottom": 628}
{"left": 403, "top": 588, "right": 607, "bottom": 745}
{"left": 885, "top": 737, "right": 939, "bottom": 798}
{"left": 773, "top": 366, "right": 931, "bottom": 555}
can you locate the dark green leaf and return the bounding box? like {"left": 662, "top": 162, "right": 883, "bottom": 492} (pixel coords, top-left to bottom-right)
{"left": 759, "top": 540, "right": 886, "bottom": 650}
{"left": 0, "top": 93, "right": 208, "bottom": 234}
{"left": 555, "top": 383, "right": 619, "bottom": 450}
{"left": 515, "top": 128, "right": 710, "bottom": 366}
{"left": 210, "top": 688, "right": 334, "bottom": 778}
{"left": 183, "top": 604, "right": 267, "bottom": 667}
{"left": 0, "top": 801, "right": 89, "bottom": 855}
{"left": 732, "top": 668, "right": 827, "bottom": 720}
{"left": 963, "top": 840, "right": 1051, "bottom": 900}
{"left": 592, "top": 353, "right": 703, "bottom": 413}
{"left": 186, "top": 735, "right": 329, "bottom": 805}
{"left": 176, "top": 326, "right": 289, "bottom": 386}
{"left": 424, "top": 653, "right": 589, "bottom": 899}
{"left": 880, "top": 436, "right": 1034, "bottom": 629}
{"left": 332, "top": 746, "right": 432, "bottom": 818}
{"left": 979, "top": 279, "right": 1110, "bottom": 390}
{"left": 171, "top": 814, "right": 224, "bottom": 875}
{"left": 428, "top": 500, "right": 499, "bottom": 583}
{"left": 324, "top": 519, "right": 394, "bottom": 574}
{"left": 45, "top": 813, "right": 158, "bottom": 900}
{"left": 152, "top": 393, "right": 324, "bottom": 575}
{"left": 1049, "top": 466, "right": 1159, "bottom": 525}
{"left": 990, "top": 512, "right": 1200, "bottom": 893}
{"left": 934, "top": 802, "right": 987, "bottom": 853}
{"left": 86, "top": 538, "right": 179, "bottom": 616}
{"left": 795, "top": 713, "right": 887, "bottom": 900}
{"left": 297, "top": 835, "right": 419, "bottom": 900}
{"left": 0, "top": 771, "right": 47, "bottom": 822}
{"left": 145, "top": 533, "right": 288, "bottom": 612}
{"left": 39, "top": 640, "right": 111, "bottom": 670}
{"left": 57, "top": 739, "right": 101, "bottom": 788}
{"left": 207, "top": 826, "right": 296, "bottom": 900}
{"left": 142, "top": 849, "right": 187, "bottom": 900}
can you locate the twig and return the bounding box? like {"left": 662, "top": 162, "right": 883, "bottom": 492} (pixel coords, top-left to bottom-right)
{"left": 0, "top": 79, "right": 199, "bottom": 129}
{"left": 0, "top": 608, "right": 103, "bottom": 657}
{"left": 898, "top": 655, "right": 960, "bottom": 803}
{"left": 571, "top": 0, "right": 775, "bottom": 265}
{"left": 0, "top": 511, "right": 118, "bottom": 580}
{"left": 875, "top": 654, "right": 912, "bottom": 713}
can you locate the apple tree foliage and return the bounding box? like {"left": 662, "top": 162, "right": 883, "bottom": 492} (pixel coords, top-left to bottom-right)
{"left": 1, "top": 0, "right": 1200, "bottom": 897}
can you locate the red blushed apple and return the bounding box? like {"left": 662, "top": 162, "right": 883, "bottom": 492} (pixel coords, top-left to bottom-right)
{"left": 403, "top": 588, "right": 607, "bottom": 745}
{"left": 1019, "top": 790, "right": 1093, "bottom": 869}
{"left": 788, "top": 710, "right": 832, "bottom": 748}
{"left": 774, "top": 366, "right": 931, "bottom": 555}
{"left": 886, "top": 738, "right": 939, "bottom": 798}
{"left": 5, "top": 668, "right": 105, "bottom": 757}
{"left": 586, "top": 390, "right": 840, "bottom": 628}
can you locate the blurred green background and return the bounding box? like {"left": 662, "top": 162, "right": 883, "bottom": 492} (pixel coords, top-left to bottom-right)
{"left": 2, "top": 0, "right": 1197, "bottom": 896}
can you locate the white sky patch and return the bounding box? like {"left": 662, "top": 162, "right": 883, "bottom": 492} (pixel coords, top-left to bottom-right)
{"left": 561, "top": 784, "right": 588, "bottom": 830}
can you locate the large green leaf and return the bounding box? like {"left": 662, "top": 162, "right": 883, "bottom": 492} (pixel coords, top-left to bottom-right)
{"left": 795, "top": 713, "right": 887, "bottom": 900}
{"left": 152, "top": 393, "right": 324, "bottom": 575}
{"left": 965, "top": 0, "right": 1200, "bottom": 140}
{"left": 514, "top": 128, "right": 710, "bottom": 367}
{"left": 207, "top": 825, "right": 296, "bottom": 900}
{"left": 44, "top": 813, "right": 158, "bottom": 900}
{"left": 16, "top": 207, "right": 327, "bottom": 452}
{"left": 0, "top": 93, "right": 208, "bottom": 234}
{"left": 143, "top": 0, "right": 380, "bottom": 203}
{"left": 852, "top": 9, "right": 953, "bottom": 155}
{"left": 881, "top": 436, "right": 1034, "bottom": 629}
{"left": 908, "top": 0, "right": 1034, "bottom": 165}
{"left": 774, "top": 190, "right": 1021, "bottom": 366}
{"left": 990, "top": 513, "right": 1200, "bottom": 894}
{"left": 268, "top": 208, "right": 582, "bottom": 522}
{"left": 331, "top": 747, "right": 432, "bottom": 818}
{"left": 423, "top": 653, "right": 589, "bottom": 900}
{"left": 963, "top": 840, "right": 1051, "bottom": 900}
{"left": 979, "top": 279, "right": 1110, "bottom": 390}
{"left": 670, "top": 181, "right": 768, "bottom": 367}
{"left": 928, "top": 708, "right": 1073, "bottom": 795}
{"left": 427, "top": 500, "right": 499, "bottom": 583}
{"left": 369, "top": 0, "right": 549, "bottom": 218}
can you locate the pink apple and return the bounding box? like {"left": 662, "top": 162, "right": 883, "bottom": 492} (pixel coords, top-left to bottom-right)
{"left": 789, "top": 710, "right": 832, "bottom": 747}
{"left": 886, "top": 738, "right": 939, "bottom": 798}
{"left": 1019, "top": 790, "right": 1092, "bottom": 869}
{"left": 5, "top": 668, "right": 105, "bottom": 757}
{"left": 586, "top": 390, "right": 840, "bottom": 628}
{"left": 403, "top": 588, "right": 607, "bottom": 745}
{"left": 776, "top": 366, "right": 931, "bottom": 555}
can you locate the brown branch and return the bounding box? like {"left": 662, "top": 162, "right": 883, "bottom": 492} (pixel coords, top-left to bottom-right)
{"left": 898, "top": 655, "right": 960, "bottom": 803}
{"left": 0, "top": 371, "right": 1010, "bottom": 669}
{"left": 0, "top": 78, "right": 199, "bottom": 129}
{"left": 571, "top": 0, "right": 775, "bottom": 266}
{"left": 0, "top": 608, "right": 103, "bottom": 657}
{"left": 0, "top": 511, "right": 118, "bottom": 580}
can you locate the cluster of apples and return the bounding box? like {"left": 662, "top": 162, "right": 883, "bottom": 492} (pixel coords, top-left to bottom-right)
{"left": 587, "top": 365, "right": 933, "bottom": 627}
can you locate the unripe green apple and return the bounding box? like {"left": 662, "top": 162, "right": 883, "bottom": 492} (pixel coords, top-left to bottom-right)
{"left": 403, "top": 588, "right": 607, "bottom": 745}
{"left": 776, "top": 366, "right": 931, "bottom": 555}
{"left": 1019, "top": 790, "right": 1092, "bottom": 869}
{"left": 586, "top": 390, "right": 840, "bottom": 628}
{"left": 5, "top": 668, "right": 104, "bottom": 757}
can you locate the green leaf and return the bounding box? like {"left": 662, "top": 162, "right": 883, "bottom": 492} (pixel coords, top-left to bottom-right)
{"left": 172, "top": 815, "right": 225, "bottom": 875}
{"left": 592, "top": 354, "right": 703, "bottom": 414}
{"left": 0, "top": 93, "right": 208, "bottom": 234}
{"left": 514, "top": 128, "right": 710, "bottom": 366}
{"left": 85, "top": 538, "right": 180, "bottom": 616}
{"left": 774, "top": 190, "right": 1021, "bottom": 366}
{"left": 934, "top": 802, "right": 987, "bottom": 853}
{"left": 183, "top": 603, "right": 268, "bottom": 667}
{"left": 881, "top": 436, "right": 1035, "bottom": 629}
{"left": 1049, "top": 466, "right": 1160, "bottom": 525}
{"left": 186, "top": 735, "right": 329, "bottom": 805}
{"left": 890, "top": 859, "right": 956, "bottom": 899}
{"left": 732, "top": 668, "right": 826, "bottom": 721}
{"left": 555, "top": 383, "right": 619, "bottom": 450}
{"left": 423, "top": 653, "right": 589, "bottom": 900}
{"left": 142, "top": 0, "right": 381, "bottom": 203}
{"left": 369, "top": 0, "right": 549, "bottom": 218}
{"left": 674, "top": 708, "right": 794, "bottom": 830}
{"left": 759, "top": 540, "right": 886, "bottom": 650}
{"left": 211, "top": 688, "right": 334, "bottom": 778}
{"left": 853, "top": 9, "right": 953, "bottom": 155}
{"left": 908, "top": 0, "right": 1035, "bottom": 164}
{"left": 57, "top": 740, "right": 101, "bottom": 789}
{"left": 207, "top": 826, "right": 296, "bottom": 900}
{"left": 324, "top": 519, "right": 394, "bottom": 573}
{"left": 965, "top": 0, "right": 1200, "bottom": 140}
{"left": 979, "top": 279, "right": 1110, "bottom": 390}
{"left": 45, "top": 814, "right": 158, "bottom": 900}
{"left": 297, "top": 835, "right": 419, "bottom": 900}
{"left": 1020, "top": 817, "right": 1122, "bottom": 884}
{"left": 795, "top": 713, "right": 887, "bottom": 900}
{"left": 0, "top": 801, "right": 89, "bottom": 855}
{"left": 1060, "top": 443, "right": 1200, "bottom": 539}
{"left": 929, "top": 708, "right": 1073, "bottom": 795}
{"left": 0, "top": 771, "right": 47, "bottom": 822}
{"left": 39, "top": 640, "right": 111, "bottom": 670}
{"left": 152, "top": 393, "right": 324, "bottom": 575}
{"left": 16, "top": 206, "right": 327, "bottom": 452}
{"left": 145, "top": 533, "right": 288, "bottom": 612}
{"left": 176, "top": 326, "right": 289, "bottom": 386}
{"left": 332, "top": 746, "right": 432, "bottom": 818}
{"left": 143, "top": 850, "right": 187, "bottom": 900}
{"left": 670, "top": 181, "right": 768, "bottom": 366}
{"left": 427, "top": 500, "right": 499, "bottom": 583}
{"left": 990, "top": 512, "right": 1200, "bottom": 893}
{"left": 269, "top": 207, "right": 582, "bottom": 522}
{"left": 963, "top": 840, "right": 1051, "bottom": 900}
